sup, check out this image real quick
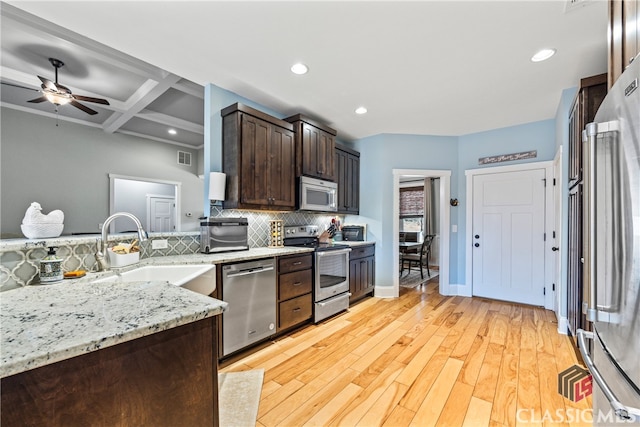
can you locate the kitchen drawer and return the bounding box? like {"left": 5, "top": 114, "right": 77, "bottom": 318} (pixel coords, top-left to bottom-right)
{"left": 279, "top": 293, "right": 312, "bottom": 330}
{"left": 279, "top": 269, "right": 312, "bottom": 301}
{"left": 350, "top": 245, "right": 374, "bottom": 260}
{"left": 278, "top": 254, "right": 313, "bottom": 274}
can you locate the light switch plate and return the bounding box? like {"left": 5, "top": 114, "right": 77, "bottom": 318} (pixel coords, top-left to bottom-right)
{"left": 152, "top": 239, "right": 168, "bottom": 250}
{"left": 452, "top": 225, "right": 458, "bottom": 233}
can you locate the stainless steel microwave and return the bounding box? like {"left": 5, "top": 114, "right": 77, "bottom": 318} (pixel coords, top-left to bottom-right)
{"left": 298, "top": 176, "right": 337, "bottom": 212}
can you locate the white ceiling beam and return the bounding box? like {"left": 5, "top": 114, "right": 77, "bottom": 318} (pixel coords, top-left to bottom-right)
{"left": 116, "top": 129, "right": 203, "bottom": 150}
{"left": 136, "top": 110, "right": 204, "bottom": 135}
{"left": 102, "top": 74, "right": 181, "bottom": 134}
{"left": 173, "top": 80, "right": 204, "bottom": 99}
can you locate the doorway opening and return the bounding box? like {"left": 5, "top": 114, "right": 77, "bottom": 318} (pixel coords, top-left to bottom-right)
{"left": 392, "top": 169, "right": 451, "bottom": 297}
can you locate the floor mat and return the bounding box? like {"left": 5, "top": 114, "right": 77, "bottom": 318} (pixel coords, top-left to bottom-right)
{"left": 219, "top": 369, "right": 264, "bottom": 427}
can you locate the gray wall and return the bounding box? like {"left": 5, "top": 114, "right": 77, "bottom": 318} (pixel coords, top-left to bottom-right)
{"left": 1, "top": 107, "right": 204, "bottom": 237}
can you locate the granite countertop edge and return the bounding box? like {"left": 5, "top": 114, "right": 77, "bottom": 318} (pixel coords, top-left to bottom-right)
{"left": 0, "top": 246, "right": 314, "bottom": 379}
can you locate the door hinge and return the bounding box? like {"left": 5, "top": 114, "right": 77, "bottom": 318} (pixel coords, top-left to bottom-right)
{"left": 553, "top": 230, "right": 556, "bottom": 239}
{"left": 543, "top": 178, "right": 547, "bottom": 187}
{"left": 543, "top": 287, "right": 546, "bottom": 295}
{"left": 553, "top": 178, "right": 556, "bottom": 186}
{"left": 552, "top": 283, "right": 555, "bottom": 291}
{"left": 544, "top": 233, "right": 546, "bottom": 241}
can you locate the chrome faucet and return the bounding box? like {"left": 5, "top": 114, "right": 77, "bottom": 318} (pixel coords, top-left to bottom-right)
{"left": 95, "top": 212, "right": 148, "bottom": 271}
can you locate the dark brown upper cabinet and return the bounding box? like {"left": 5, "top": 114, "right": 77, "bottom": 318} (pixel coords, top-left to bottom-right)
{"left": 568, "top": 73, "right": 607, "bottom": 187}
{"left": 335, "top": 143, "right": 360, "bottom": 215}
{"left": 285, "top": 114, "right": 337, "bottom": 182}
{"left": 222, "top": 103, "right": 296, "bottom": 210}
{"left": 608, "top": 0, "right": 639, "bottom": 88}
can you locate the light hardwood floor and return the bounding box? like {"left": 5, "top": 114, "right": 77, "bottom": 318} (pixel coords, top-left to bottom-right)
{"left": 220, "top": 279, "right": 592, "bottom": 427}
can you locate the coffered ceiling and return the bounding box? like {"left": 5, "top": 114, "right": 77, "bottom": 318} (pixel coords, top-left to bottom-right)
{"left": 2, "top": 1, "right": 608, "bottom": 143}
{"left": 1, "top": 3, "right": 204, "bottom": 148}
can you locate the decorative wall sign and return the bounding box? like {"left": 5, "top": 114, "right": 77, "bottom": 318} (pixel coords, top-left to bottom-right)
{"left": 478, "top": 150, "right": 537, "bottom": 165}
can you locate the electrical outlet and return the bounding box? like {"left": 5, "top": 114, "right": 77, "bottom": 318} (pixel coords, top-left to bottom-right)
{"left": 152, "top": 239, "right": 168, "bottom": 250}
{"left": 98, "top": 223, "right": 103, "bottom": 230}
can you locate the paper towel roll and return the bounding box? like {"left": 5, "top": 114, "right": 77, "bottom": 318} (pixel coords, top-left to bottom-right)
{"left": 208, "top": 172, "right": 226, "bottom": 201}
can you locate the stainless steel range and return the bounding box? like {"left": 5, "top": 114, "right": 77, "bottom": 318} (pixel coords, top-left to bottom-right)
{"left": 284, "top": 225, "right": 351, "bottom": 322}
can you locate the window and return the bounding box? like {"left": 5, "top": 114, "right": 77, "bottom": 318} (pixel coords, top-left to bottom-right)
{"left": 400, "top": 186, "right": 424, "bottom": 232}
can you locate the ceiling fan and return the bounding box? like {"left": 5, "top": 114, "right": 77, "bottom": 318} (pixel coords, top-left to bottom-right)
{"left": 2, "top": 58, "right": 110, "bottom": 115}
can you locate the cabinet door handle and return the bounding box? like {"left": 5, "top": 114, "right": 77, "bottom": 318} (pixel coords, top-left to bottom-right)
{"left": 292, "top": 261, "right": 302, "bottom": 266}
{"left": 293, "top": 282, "right": 302, "bottom": 286}
{"left": 292, "top": 307, "right": 301, "bottom": 312}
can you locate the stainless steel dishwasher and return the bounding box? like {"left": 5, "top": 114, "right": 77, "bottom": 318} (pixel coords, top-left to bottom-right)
{"left": 221, "top": 258, "right": 276, "bottom": 356}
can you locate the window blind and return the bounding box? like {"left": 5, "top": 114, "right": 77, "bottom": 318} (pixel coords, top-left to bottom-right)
{"left": 400, "top": 186, "right": 424, "bottom": 217}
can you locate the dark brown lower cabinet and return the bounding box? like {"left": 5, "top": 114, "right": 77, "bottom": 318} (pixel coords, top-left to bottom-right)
{"left": 278, "top": 253, "right": 313, "bottom": 331}
{"left": 1, "top": 317, "right": 219, "bottom": 427}
{"left": 567, "top": 184, "right": 586, "bottom": 342}
{"left": 349, "top": 244, "right": 375, "bottom": 304}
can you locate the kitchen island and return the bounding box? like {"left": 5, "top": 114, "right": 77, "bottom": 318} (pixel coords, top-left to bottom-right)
{"left": 0, "top": 278, "right": 227, "bottom": 426}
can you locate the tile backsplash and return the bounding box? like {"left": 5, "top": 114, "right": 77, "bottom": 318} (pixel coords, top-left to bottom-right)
{"left": 0, "top": 209, "right": 341, "bottom": 291}
{"left": 209, "top": 206, "right": 340, "bottom": 247}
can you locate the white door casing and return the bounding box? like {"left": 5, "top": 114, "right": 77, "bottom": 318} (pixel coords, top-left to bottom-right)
{"left": 552, "top": 148, "right": 564, "bottom": 327}
{"left": 391, "top": 169, "right": 451, "bottom": 298}
{"left": 466, "top": 161, "right": 555, "bottom": 309}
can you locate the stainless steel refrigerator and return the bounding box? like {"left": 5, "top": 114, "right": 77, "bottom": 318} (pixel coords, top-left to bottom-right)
{"left": 578, "top": 54, "right": 640, "bottom": 425}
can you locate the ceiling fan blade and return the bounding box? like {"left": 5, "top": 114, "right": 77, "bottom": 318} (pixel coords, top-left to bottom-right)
{"left": 27, "top": 96, "right": 48, "bottom": 103}
{"left": 1, "top": 81, "right": 40, "bottom": 92}
{"left": 70, "top": 100, "right": 98, "bottom": 115}
{"left": 72, "top": 94, "right": 110, "bottom": 105}
{"left": 37, "top": 76, "right": 57, "bottom": 92}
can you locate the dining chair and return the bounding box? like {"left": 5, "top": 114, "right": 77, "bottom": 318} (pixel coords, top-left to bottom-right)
{"left": 401, "top": 234, "right": 435, "bottom": 279}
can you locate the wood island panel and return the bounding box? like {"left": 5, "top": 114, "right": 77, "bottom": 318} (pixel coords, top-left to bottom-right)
{"left": 1, "top": 317, "right": 219, "bottom": 427}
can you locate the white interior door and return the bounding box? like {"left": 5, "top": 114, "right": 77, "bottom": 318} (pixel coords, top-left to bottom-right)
{"left": 472, "top": 168, "right": 546, "bottom": 305}
{"left": 148, "top": 196, "right": 175, "bottom": 232}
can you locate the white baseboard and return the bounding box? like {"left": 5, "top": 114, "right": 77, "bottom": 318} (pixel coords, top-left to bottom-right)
{"left": 447, "top": 283, "right": 472, "bottom": 297}
{"left": 374, "top": 286, "right": 397, "bottom": 298}
{"left": 557, "top": 316, "right": 569, "bottom": 335}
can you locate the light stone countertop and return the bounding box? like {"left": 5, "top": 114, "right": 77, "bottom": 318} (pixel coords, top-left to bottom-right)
{"left": 0, "top": 246, "right": 314, "bottom": 378}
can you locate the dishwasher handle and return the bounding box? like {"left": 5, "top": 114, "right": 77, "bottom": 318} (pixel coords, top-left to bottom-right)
{"left": 225, "top": 265, "right": 274, "bottom": 279}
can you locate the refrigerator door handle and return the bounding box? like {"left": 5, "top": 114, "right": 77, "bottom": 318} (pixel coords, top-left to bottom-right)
{"left": 577, "top": 329, "right": 640, "bottom": 420}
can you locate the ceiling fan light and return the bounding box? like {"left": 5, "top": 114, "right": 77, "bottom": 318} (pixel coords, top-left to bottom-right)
{"left": 45, "top": 92, "right": 70, "bottom": 106}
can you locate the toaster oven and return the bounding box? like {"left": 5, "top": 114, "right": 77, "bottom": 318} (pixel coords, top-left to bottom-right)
{"left": 200, "top": 217, "right": 249, "bottom": 253}
{"left": 341, "top": 225, "right": 366, "bottom": 241}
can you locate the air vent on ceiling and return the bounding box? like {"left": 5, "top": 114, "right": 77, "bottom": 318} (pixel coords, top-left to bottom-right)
{"left": 177, "top": 151, "right": 192, "bottom": 166}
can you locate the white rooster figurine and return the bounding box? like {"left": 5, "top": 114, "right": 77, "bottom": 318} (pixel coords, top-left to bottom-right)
{"left": 22, "top": 202, "right": 64, "bottom": 224}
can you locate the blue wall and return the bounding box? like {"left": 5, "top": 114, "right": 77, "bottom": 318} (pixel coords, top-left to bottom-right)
{"left": 203, "top": 82, "right": 561, "bottom": 297}
{"left": 353, "top": 120, "right": 557, "bottom": 290}
{"left": 353, "top": 134, "right": 458, "bottom": 288}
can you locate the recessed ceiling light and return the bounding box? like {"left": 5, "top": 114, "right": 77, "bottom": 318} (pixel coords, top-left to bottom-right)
{"left": 531, "top": 48, "right": 556, "bottom": 62}
{"left": 168, "top": 128, "right": 177, "bottom": 135}
{"left": 355, "top": 107, "right": 368, "bottom": 115}
{"left": 290, "top": 63, "right": 308, "bottom": 75}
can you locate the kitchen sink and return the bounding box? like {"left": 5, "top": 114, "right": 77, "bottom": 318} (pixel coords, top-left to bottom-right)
{"left": 93, "top": 264, "right": 216, "bottom": 296}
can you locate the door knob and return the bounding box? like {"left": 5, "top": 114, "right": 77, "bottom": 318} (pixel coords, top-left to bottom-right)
{"left": 552, "top": 246, "right": 559, "bottom": 251}
{"left": 474, "top": 243, "right": 480, "bottom": 248}
{"left": 474, "top": 235, "right": 480, "bottom": 239}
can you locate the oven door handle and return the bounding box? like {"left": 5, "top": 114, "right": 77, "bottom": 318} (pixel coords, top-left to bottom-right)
{"left": 316, "top": 248, "right": 352, "bottom": 257}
